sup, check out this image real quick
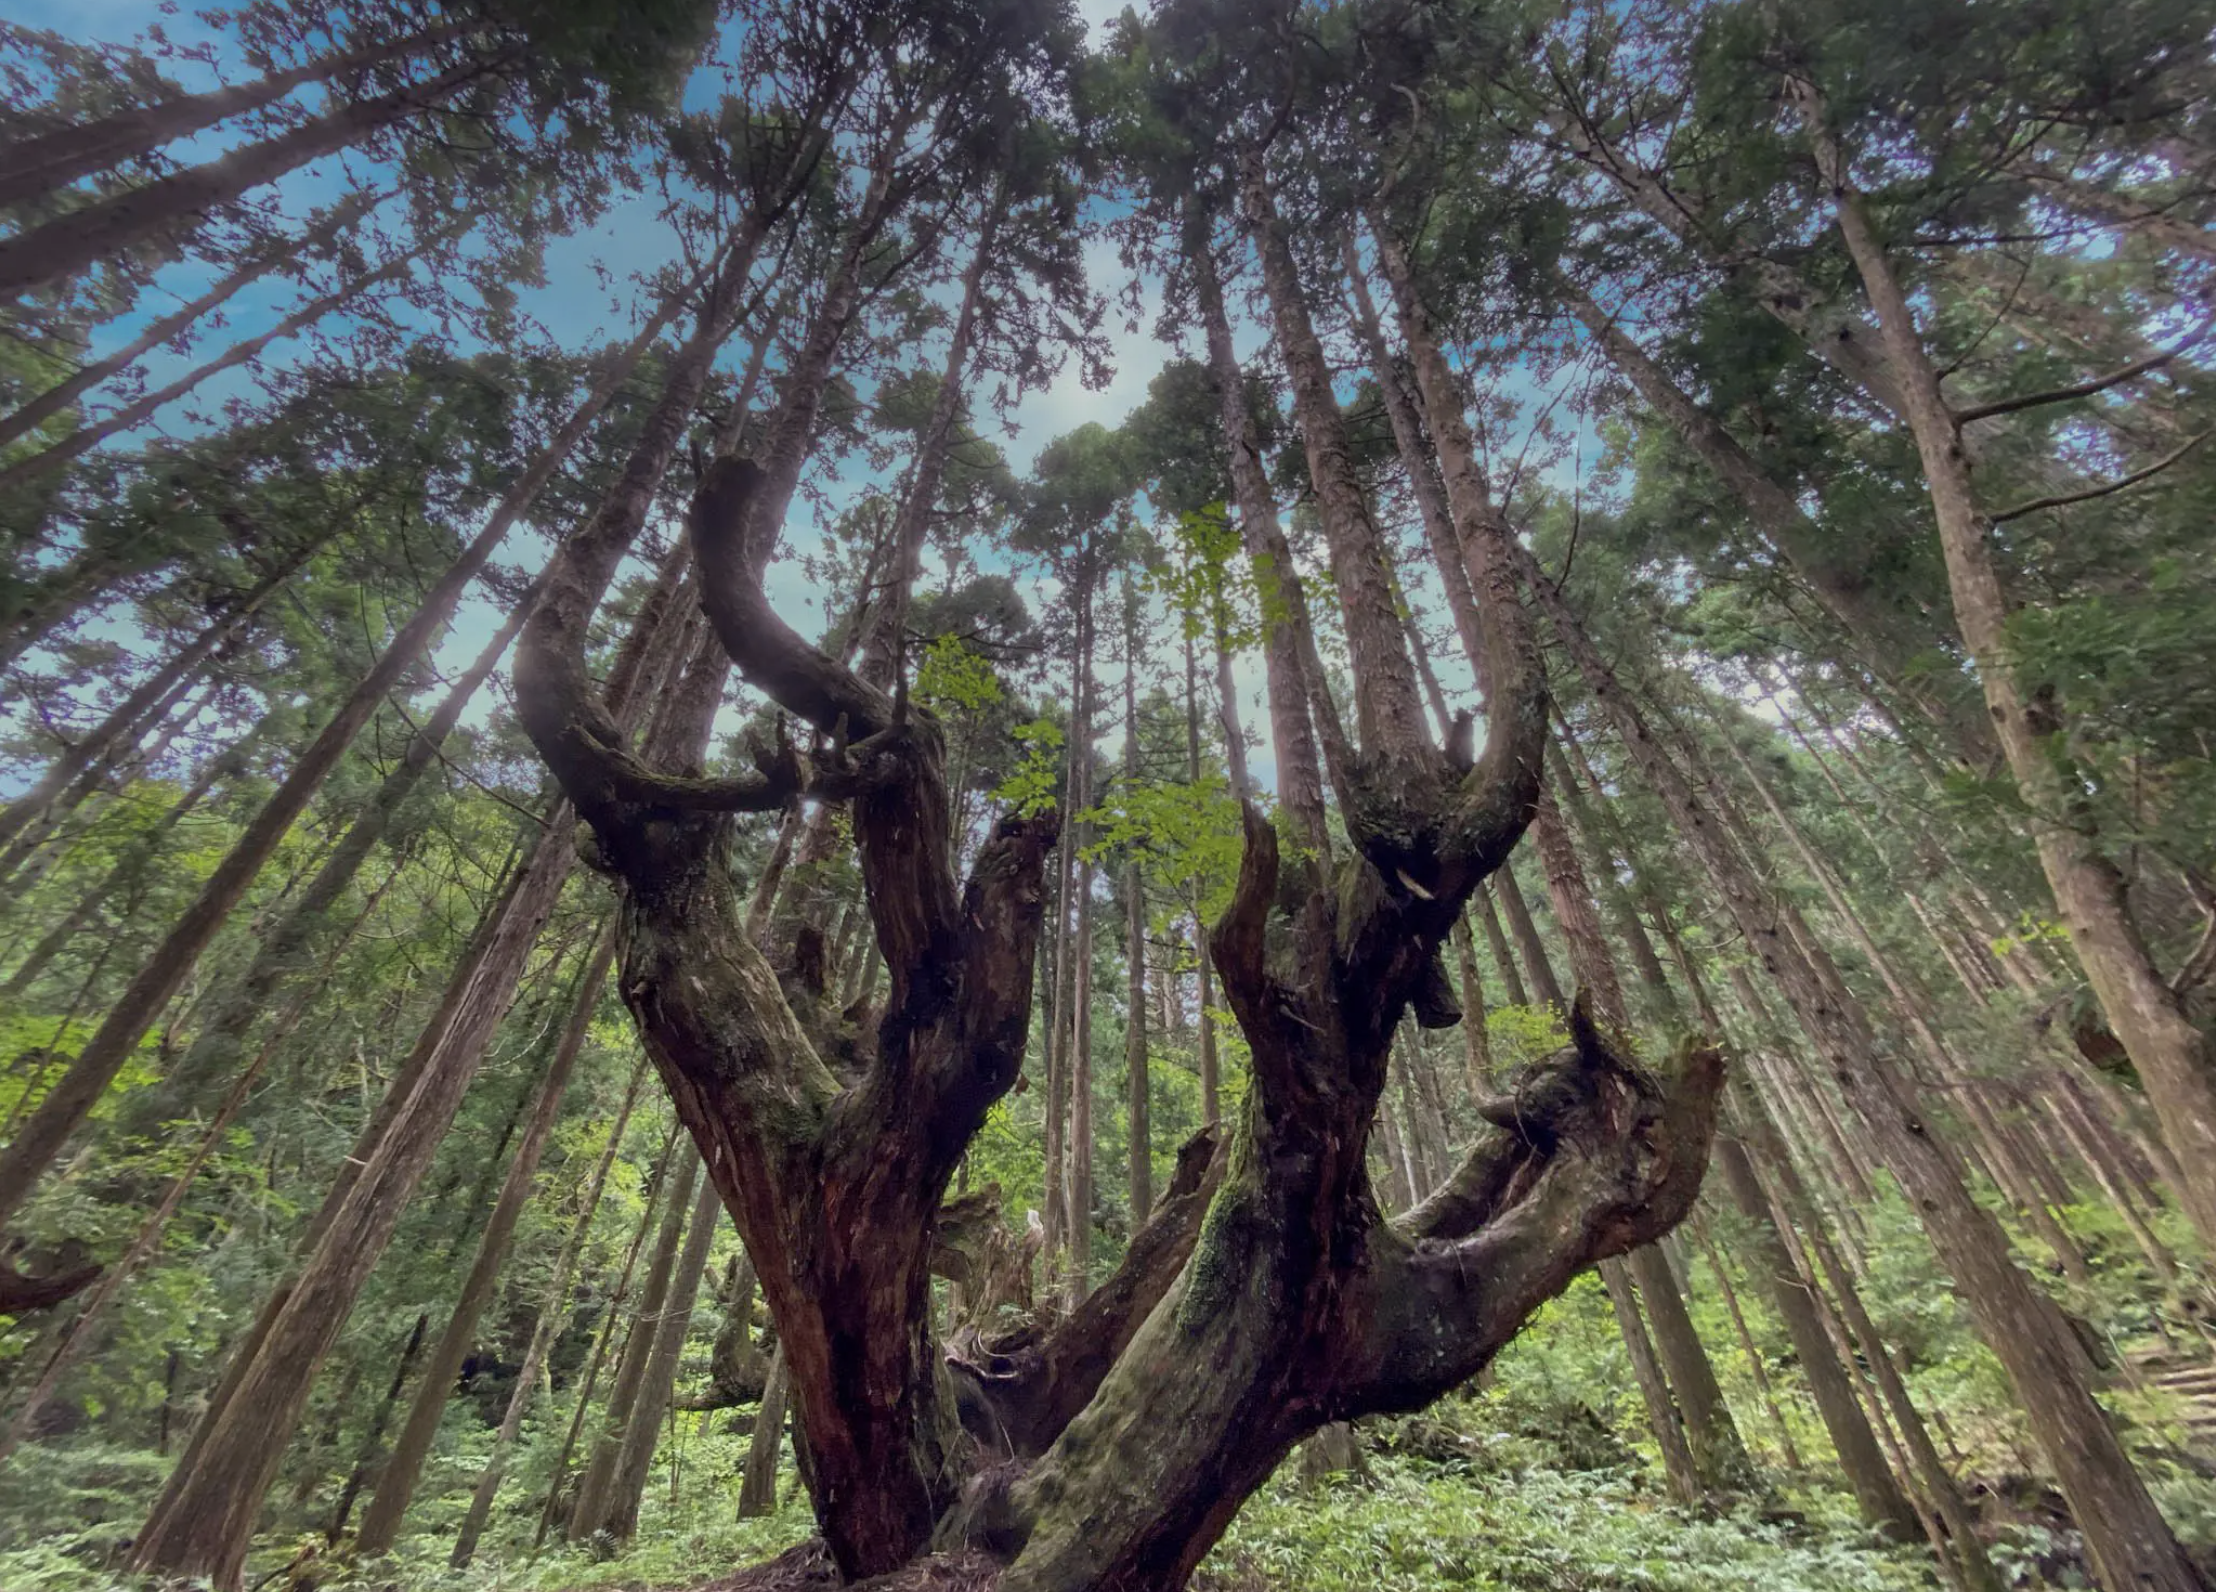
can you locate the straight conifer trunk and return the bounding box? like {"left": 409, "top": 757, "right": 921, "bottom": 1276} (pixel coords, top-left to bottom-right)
{"left": 448, "top": 1052, "right": 648, "bottom": 1566}
{"left": 0, "top": 29, "right": 448, "bottom": 210}
{"left": 0, "top": 275, "right": 690, "bottom": 1232}
{"left": 1798, "top": 92, "right": 2216, "bottom": 1261}
{"left": 0, "top": 190, "right": 381, "bottom": 452}
{"left": 1526, "top": 551, "right": 2206, "bottom": 1592}
{"left": 128, "top": 809, "right": 580, "bottom": 1587}
{"left": 569, "top": 1151, "right": 701, "bottom": 1540}
{"left": 0, "top": 53, "right": 500, "bottom": 299}
{"left": 352, "top": 924, "right": 616, "bottom": 1556}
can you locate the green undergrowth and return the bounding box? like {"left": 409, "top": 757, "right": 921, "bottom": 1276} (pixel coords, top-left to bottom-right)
{"left": 0, "top": 1388, "right": 1952, "bottom": 1592}
{"left": 1208, "top": 1457, "right": 1930, "bottom": 1592}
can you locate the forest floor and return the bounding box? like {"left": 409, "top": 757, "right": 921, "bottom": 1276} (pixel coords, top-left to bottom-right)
{"left": 322, "top": 1400, "right": 1955, "bottom": 1592}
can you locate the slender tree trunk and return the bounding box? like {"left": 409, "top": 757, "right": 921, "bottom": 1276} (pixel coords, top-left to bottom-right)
{"left": 325, "top": 1314, "right": 430, "bottom": 1542}
{"left": 1529, "top": 554, "right": 2204, "bottom": 1592}
{"left": 569, "top": 1150, "right": 702, "bottom": 1541}
{"left": 593, "top": 1172, "right": 725, "bottom": 1542}
{"left": 2, "top": 735, "right": 237, "bottom": 997}
{"left": 0, "top": 546, "right": 310, "bottom": 849}
{"left": 353, "top": 922, "right": 616, "bottom": 1556}
{"left": 1803, "top": 96, "right": 2216, "bottom": 1262}
{"left": 1123, "top": 573, "right": 1152, "bottom": 1223}
{"left": 0, "top": 190, "right": 382, "bottom": 451}
{"left": 0, "top": 53, "right": 500, "bottom": 299}
{"left": 1238, "top": 153, "right": 1428, "bottom": 767}
{"left": 1183, "top": 189, "right": 1329, "bottom": 852}
{"left": 1756, "top": 1116, "right": 2003, "bottom": 1592}
{"left": 530, "top": 1124, "right": 680, "bottom": 1553}
{"left": 0, "top": 870, "right": 392, "bottom": 1464}
{"left": 1451, "top": 917, "right": 1491, "bottom": 1098}
{"left": 1687, "top": 1221, "right": 1802, "bottom": 1471}
{"left": 0, "top": 30, "right": 449, "bottom": 210}
{"left": 128, "top": 806, "right": 579, "bottom": 1588}
{"left": 1528, "top": 772, "right": 1752, "bottom": 1492}
{"left": 1494, "top": 865, "right": 1565, "bottom": 1012}
{"left": 1474, "top": 885, "right": 1528, "bottom": 1006}
{"left": 1711, "top": 1128, "right": 1917, "bottom": 1534}
{"left": 1559, "top": 283, "right": 1992, "bottom": 767}
{"left": 448, "top": 1052, "right": 648, "bottom": 1567}
{"left": 738, "top": 1340, "right": 790, "bottom": 1519}
{"left": 1600, "top": 1256, "right": 1703, "bottom": 1505}
{"left": 0, "top": 228, "right": 446, "bottom": 490}
{"left": 0, "top": 273, "right": 691, "bottom": 1232}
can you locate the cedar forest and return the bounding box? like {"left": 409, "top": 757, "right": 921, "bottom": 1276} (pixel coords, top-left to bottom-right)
{"left": 0, "top": 0, "right": 2211, "bottom": 1589}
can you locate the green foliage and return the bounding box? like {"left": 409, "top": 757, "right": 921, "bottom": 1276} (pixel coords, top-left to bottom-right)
{"left": 1212, "top": 1456, "right": 1930, "bottom": 1592}
{"left": 991, "top": 716, "right": 1066, "bottom": 816}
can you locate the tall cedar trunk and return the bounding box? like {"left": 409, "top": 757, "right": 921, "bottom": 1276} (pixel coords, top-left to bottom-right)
{"left": 1042, "top": 613, "right": 1080, "bottom": 1262}
{"left": 1238, "top": 153, "right": 1428, "bottom": 771}
{"left": 1475, "top": 885, "right": 1529, "bottom": 1006}
{"left": 1067, "top": 571, "right": 1098, "bottom": 1296}
{"left": 447, "top": 1053, "right": 647, "bottom": 1565}
{"left": 1342, "top": 237, "right": 1489, "bottom": 678}
{"left": 0, "top": 272, "right": 692, "bottom": 1234}
{"left": 1800, "top": 96, "right": 2216, "bottom": 1261}
{"left": 1528, "top": 780, "right": 1753, "bottom": 1492}
{"left": 1526, "top": 553, "right": 2205, "bottom": 1592}
{"left": 531, "top": 1126, "right": 680, "bottom": 1551}
{"left": 1493, "top": 865, "right": 1566, "bottom": 1012}
{"left": 738, "top": 1340, "right": 791, "bottom": 1518}
{"left": 0, "top": 672, "right": 209, "bottom": 889}
{"left": 353, "top": 924, "right": 616, "bottom": 1556}
{"left": 1451, "top": 918, "right": 1491, "bottom": 1099}
{"left": 144, "top": 496, "right": 689, "bottom": 1564}
{"left": 1600, "top": 1256, "right": 1703, "bottom": 1504}
{"left": 0, "top": 52, "right": 503, "bottom": 299}
{"left": 1194, "top": 621, "right": 1230, "bottom": 1125}
{"left": 0, "top": 227, "right": 444, "bottom": 491}
{"left": 134, "top": 834, "right": 530, "bottom": 1530}
{"left": 118, "top": 550, "right": 592, "bottom": 1136}
{"left": 1745, "top": 1093, "right": 2004, "bottom": 1592}
{"left": 326, "top": 1314, "right": 430, "bottom": 1541}
{"left": 571, "top": 1152, "right": 703, "bottom": 1539}
{"left": 2, "top": 726, "right": 246, "bottom": 998}
{"left": 856, "top": 180, "right": 1005, "bottom": 690}
{"left": 1712, "top": 1129, "right": 1918, "bottom": 1535}
{"left": 595, "top": 1172, "right": 726, "bottom": 1540}
{"left": 1182, "top": 190, "right": 1329, "bottom": 852}
{"left": 1125, "top": 576, "right": 1152, "bottom": 1223}
{"left": 0, "top": 190, "right": 383, "bottom": 452}
{"left": 1715, "top": 725, "right": 2098, "bottom": 1274}
{"left": 128, "top": 810, "right": 579, "bottom": 1587}
{"left": 0, "top": 541, "right": 313, "bottom": 850}
{"left": 0, "top": 29, "right": 448, "bottom": 210}
{"left": 1546, "top": 111, "right": 1911, "bottom": 419}
{"left": 1687, "top": 1223, "right": 1803, "bottom": 1471}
